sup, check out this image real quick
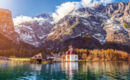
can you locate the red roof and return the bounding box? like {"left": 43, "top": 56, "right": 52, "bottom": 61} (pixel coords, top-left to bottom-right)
{"left": 66, "top": 50, "right": 77, "bottom": 55}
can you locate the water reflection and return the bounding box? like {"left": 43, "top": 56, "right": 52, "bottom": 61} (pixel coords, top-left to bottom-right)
{"left": 61, "top": 62, "right": 78, "bottom": 79}
{"left": 31, "top": 64, "right": 42, "bottom": 71}
{"left": 0, "top": 62, "right": 129, "bottom": 80}
{"left": 75, "top": 62, "right": 130, "bottom": 80}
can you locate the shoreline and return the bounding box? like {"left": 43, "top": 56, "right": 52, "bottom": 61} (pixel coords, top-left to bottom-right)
{"left": 0, "top": 59, "right": 129, "bottom": 64}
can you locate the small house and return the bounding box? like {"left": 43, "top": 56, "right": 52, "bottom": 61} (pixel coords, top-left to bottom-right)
{"left": 31, "top": 53, "right": 43, "bottom": 63}
{"left": 31, "top": 53, "right": 54, "bottom": 63}
{"left": 51, "top": 53, "right": 61, "bottom": 62}
{"left": 31, "top": 53, "right": 43, "bottom": 59}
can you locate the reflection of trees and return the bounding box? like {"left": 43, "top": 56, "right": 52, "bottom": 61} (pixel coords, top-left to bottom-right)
{"left": 73, "top": 67, "right": 98, "bottom": 80}
{"left": 40, "top": 63, "right": 69, "bottom": 80}
{"left": 0, "top": 62, "right": 129, "bottom": 80}
{"left": 61, "top": 62, "right": 78, "bottom": 80}
{"left": 73, "top": 62, "right": 130, "bottom": 80}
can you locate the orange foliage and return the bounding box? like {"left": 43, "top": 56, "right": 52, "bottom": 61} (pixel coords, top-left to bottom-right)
{"left": 75, "top": 48, "right": 129, "bottom": 61}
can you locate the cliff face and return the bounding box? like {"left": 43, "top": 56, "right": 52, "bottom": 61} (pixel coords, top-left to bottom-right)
{"left": 0, "top": 9, "right": 14, "bottom": 31}
{"left": 0, "top": 9, "right": 34, "bottom": 50}
{"left": 0, "top": 9, "right": 18, "bottom": 41}
{"left": 0, "top": 33, "right": 14, "bottom": 49}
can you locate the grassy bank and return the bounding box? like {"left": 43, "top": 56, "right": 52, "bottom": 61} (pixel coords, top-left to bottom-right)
{"left": 10, "top": 58, "right": 30, "bottom": 61}
{"left": 9, "top": 58, "right": 49, "bottom": 64}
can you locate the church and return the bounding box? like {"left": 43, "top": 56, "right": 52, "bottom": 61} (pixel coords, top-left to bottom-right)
{"left": 62, "top": 45, "right": 78, "bottom": 62}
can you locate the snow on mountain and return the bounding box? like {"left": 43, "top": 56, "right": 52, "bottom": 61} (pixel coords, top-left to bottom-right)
{"left": 14, "top": 14, "right": 54, "bottom": 47}
{"left": 12, "top": 1, "right": 130, "bottom": 48}
{"left": 13, "top": 14, "right": 52, "bottom": 26}
{"left": 45, "top": 1, "right": 130, "bottom": 49}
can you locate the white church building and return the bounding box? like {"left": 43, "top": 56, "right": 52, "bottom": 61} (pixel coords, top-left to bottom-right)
{"left": 63, "top": 45, "right": 78, "bottom": 62}
{"left": 65, "top": 54, "right": 78, "bottom": 62}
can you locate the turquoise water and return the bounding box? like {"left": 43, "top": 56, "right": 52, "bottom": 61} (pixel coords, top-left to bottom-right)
{"left": 0, "top": 62, "right": 130, "bottom": 80}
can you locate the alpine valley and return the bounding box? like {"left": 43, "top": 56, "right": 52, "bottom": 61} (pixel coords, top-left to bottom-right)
{"left": 0, "top": 1, "right": 130, "bottom": 56}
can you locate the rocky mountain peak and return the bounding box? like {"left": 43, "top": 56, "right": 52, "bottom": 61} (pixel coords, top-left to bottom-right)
{"left": 106, "top": 1, "right": 130, "bottom": 18}
{"left": 14, "top": 13, "right": 54, "bottom": 47}
{"left": 1, "top": 2, "right": 128, "bottom": 50}
{"left": 37, "top": 13, "right": 53, "bottom": 21}
{"left": 44, "top": 2, "right": 130, "bottom": 50}
{"left": 124, "top": 1, "right": 130, "bottom": 16}
{"left": 0, "top": 9, "right": 14, "bottom": 33}
{"left": 0, "top": 8, "right": 18, "bottom": 41}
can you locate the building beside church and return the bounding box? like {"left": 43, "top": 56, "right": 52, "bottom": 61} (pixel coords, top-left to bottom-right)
{"left": 31, "top": 53, "right": 43, "bottom": 63}
{"left": 31, "top": 53, "right": 43, "bottom": 59}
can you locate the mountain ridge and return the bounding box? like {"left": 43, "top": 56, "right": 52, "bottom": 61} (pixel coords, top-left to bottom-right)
{"left": 0, "top": 2, "right": 129, "bottom": 53}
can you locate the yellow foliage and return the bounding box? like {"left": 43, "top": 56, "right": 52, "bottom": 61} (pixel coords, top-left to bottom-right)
{"left": 82, "top": 53, "right": 87, "bottom": 60}
{"left": 75, "top": 48, "right": 129, "bottom": 61}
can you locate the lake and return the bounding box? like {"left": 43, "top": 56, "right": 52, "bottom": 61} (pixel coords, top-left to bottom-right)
{"left": 0, "top": 61, "right": 130, "bottom": 80}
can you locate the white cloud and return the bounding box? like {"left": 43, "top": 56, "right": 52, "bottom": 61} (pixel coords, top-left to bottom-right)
{"left": 81, "top": 0, "right": 101, "bottom": 7}
{"left": 52, "top": 2, "right": 80, "bottom": 22}
{"left": 81, "top": 0, "right": 114, "bottom": 7}
{"left": 13, "top": 16, "right": 45, "bottom": 26}
{"left": 13, "top": 0, "right": 114, "bottom": 24}
{"left": 100, "top": 0, "right": 114, "bottom": 5}
{"left": 52, "top": 0, "right": 114, "bottom": 23}
{"left": 81, "top": 0, "right": 92, "bottom": 7}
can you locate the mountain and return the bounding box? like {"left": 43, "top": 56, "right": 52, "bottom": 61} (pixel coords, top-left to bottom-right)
{"left": 0, "top": 9, "right": 18, "bottom": 42}
{"left": 2, "top": 2, "right": 129, "bottom": 52}
{"left": 14, "top": 14, "right": 54, "bottom": 47}
{"left": 44, "top": 2, "right": 130, "bottom": 51}
{"left": 0, "top": 33, "right": 14, "bottom": 49}
{"left": 0, "top": 9, "right": 36, "bottom": 50}
{"left": 104, "top": 2, "right": 130, "bottom": 44}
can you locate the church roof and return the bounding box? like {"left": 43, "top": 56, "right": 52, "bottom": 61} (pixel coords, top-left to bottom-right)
{"left": 66, "top": 50, "right": 77, "bottom": 55}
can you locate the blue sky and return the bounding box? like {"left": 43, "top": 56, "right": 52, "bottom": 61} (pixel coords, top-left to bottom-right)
{"left": 0, "top": 0, "right": 129, "bottom": 18}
